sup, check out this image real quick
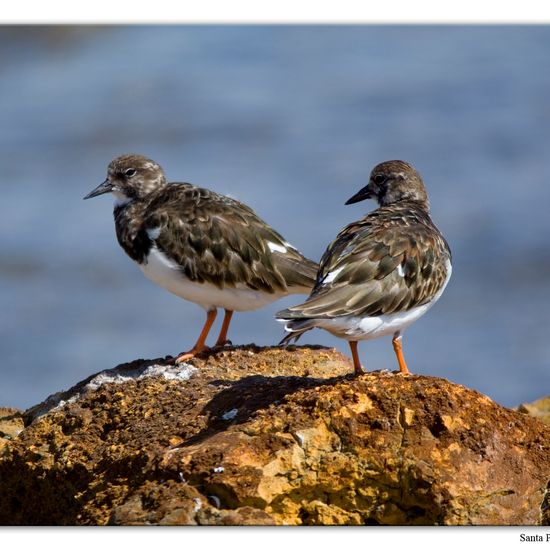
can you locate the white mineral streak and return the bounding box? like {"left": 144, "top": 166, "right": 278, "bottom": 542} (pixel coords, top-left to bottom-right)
{"left": 30, "top": 363, "right": 198, "bottom": 419}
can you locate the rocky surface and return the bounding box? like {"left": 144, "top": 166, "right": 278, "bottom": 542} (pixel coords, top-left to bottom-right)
{"left": 0, "top": 408, "right": 24, "bottom": 452}
{"left": 0, "top": 345, "right": 549, "bottom": 526}
{"left": 518, "top": 396, "right": 550, "bottom": 426}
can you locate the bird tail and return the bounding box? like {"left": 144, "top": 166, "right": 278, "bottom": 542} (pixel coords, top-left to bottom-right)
{"left": 276, "top": 308, "right": 318, "bottom": 346}
{"left": 273, "top": 253, "right": 319, "bottom": 293}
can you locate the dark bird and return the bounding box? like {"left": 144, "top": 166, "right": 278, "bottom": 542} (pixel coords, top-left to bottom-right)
{"left": 84, "top": 154, "right": 318, "bottom": 363}
{"left": 277, "top": 160, "right": 452, "bottom": 375}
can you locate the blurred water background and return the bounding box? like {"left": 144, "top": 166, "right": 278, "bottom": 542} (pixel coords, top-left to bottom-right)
{"left": 1, "top": 25, "right": 549, "bottom": 409}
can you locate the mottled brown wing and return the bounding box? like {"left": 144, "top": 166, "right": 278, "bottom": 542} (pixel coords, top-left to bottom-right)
{"left": 280, "top": 205, "right": 451, "bottom": 319}
{"left": 144, "top": 183, "right": 317, "bottom": 292}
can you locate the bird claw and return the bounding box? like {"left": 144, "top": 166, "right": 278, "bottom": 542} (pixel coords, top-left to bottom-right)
{"left": 175, "top": 346, "right": 210, "bottom": 363}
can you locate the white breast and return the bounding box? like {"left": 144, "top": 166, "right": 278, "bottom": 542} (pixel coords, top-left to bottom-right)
{"left": 139, "top": 246, "right": 291, "bottom": 312}
{"left": 317, "top": 260, "right": 452, "bottom": 341}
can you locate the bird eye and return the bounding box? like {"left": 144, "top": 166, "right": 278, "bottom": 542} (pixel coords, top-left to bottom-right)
{"left": 373, "top": 174, "right": 386, "bottom": 185}
{"left": 125, "top": 168, "right": 137, "bottom": 177}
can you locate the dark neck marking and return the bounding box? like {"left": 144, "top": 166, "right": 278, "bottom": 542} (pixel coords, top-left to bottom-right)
{"left": 114, "top": 203, "right": 152, "bottom": 264}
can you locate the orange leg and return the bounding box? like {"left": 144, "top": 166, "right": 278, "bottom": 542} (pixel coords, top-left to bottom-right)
{"left": 392, "top": 332, "right": 410, "bottom": 374}
{"left": 214, "top": 309, "right": 234, "bottom": 347}
{"left": 349, "top": 341, "right": 364, "bottom": 375}
{"left": 175, "top": 309, "right": 217, "bottom": 363}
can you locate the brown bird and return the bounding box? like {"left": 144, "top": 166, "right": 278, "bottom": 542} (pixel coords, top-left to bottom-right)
{"left": 84, "top": 154, "right": 318, "bottom": 363}
{"left": 277, "top": 160, "right": 452, "bottom": 375}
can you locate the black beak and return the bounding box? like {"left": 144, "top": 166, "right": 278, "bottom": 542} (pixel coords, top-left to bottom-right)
{"left": 83, "top": 179, "right": 113, "bottom": 200}
{"left": 345, "top": 184, "right": 373, "bottom": 205}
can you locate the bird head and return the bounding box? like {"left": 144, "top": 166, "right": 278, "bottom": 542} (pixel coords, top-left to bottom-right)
{"left": 83, "top": 154, "right": 167, "bottom": 205}
{"left": 345, "top": 160, "right": 429, "bottom": 210}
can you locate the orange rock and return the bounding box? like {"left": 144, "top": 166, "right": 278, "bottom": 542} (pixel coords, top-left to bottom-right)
{"left": 0, "top": 345, "right": 548, "bottom": 525}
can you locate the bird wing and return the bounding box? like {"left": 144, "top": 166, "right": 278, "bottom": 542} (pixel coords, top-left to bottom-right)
{"left": 143, "top": 183, "right": 317, "bottom": 293}
{"left": 278, "top": 205, "right": 451, "bottom": 319}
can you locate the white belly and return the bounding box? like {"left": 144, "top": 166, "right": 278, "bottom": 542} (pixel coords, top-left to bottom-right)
{"left": 318, "top": 260, "right": 452, "bottom": 341}
{"left": 139, "top": 245, "right": 290, "bottom": 311}
{"left": 317, "top": 301, "right": 435, "bottom": 340}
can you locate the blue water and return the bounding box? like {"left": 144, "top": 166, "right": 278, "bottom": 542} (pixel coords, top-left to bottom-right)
{"left": 1, "top": 25, "right": 549, "bottom": 409}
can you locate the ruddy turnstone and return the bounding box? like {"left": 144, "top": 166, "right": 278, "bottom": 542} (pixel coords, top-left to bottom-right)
{"left": 277, "top": 160, "right": 452, "bottom": 375}
{"left": 84, "top": 154, "right": 318, "bottom": 363}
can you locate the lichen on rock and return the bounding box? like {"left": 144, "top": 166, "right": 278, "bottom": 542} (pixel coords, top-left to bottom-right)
{"left": 0, "top": 345, "right": 548, "bottom": 526}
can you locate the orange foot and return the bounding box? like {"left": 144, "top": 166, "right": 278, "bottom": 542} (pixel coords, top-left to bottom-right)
{"left": 174, "top": 309, "right": 218, "bottom": 364}
{"left": 175, "top": 345, "right": 210, "bottom": 363}
{"left": 392, "top": 333, "right": 410, "bottom": 375}
{"left": 348, "top": 341, "right": 365, "bottom": 375}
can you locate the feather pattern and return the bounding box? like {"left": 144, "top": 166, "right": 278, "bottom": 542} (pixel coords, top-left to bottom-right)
{"left": 277, "top": 160, "right": 452, "bottom": 349}
{"left": 85, "top": 154, "right": 318, "bottom": 360}
{"left": 105, "top": 157, "right": 317, "bottom": 296}
{"left": 284, "top": 203, "right": 451, "bottom": 318}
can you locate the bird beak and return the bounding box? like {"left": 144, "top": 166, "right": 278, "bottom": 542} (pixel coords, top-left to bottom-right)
{"left": 83, "top": 179, "right": 114, "bottom": 200}
{"left": 345, "top": 184, "right": 373, "bottom": 205}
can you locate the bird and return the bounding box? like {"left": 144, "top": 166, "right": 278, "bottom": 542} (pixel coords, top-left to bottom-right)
{"left": 276, "top": 160, "right": 452, "bottom": 375}
{"left": 83, "top": 154, "right": 318, "bottom": 363}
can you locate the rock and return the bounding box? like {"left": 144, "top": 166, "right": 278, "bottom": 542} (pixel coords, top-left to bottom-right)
{"left": 0, "top": 408, "right": 24, "bottom": 452}
{"left": 517, "top": 396, "right": 550, "bottom": 425}
{"left": 0, "top": 345, "right": 548, "bottom": 526}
